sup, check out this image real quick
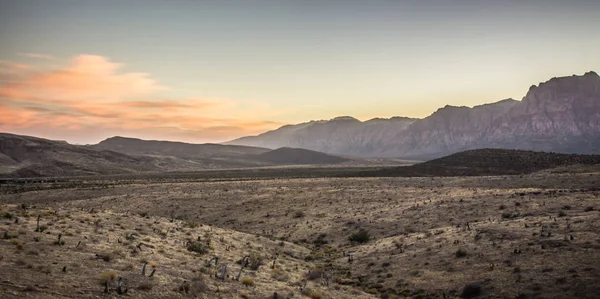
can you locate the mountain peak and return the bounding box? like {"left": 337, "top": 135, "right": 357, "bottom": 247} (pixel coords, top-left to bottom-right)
{"left": 330, "top": 116, "right": 360, "bottom": 122}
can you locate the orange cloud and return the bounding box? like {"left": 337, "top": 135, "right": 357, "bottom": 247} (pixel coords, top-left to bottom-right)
{"left": 0, "top": 54, "right": 286, "bottom": 144}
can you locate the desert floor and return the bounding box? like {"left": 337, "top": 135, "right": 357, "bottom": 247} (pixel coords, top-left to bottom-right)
{"left": 1, "top": 168, "right": 600, "bottom": 298}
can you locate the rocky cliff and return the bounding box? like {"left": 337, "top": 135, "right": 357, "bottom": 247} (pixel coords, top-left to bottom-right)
{"left": 228, "top": 72, "right": 600, "bottom": 159}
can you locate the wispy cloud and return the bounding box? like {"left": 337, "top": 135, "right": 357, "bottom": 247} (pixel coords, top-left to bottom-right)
{"left": 17, "top": 52, "right": 55, "bottom": 60}
{"left": 0, "top": 55, "right": 286, "bottom": 143}
{"left": 0, "top": 60, "right": 30, "bottom": 70}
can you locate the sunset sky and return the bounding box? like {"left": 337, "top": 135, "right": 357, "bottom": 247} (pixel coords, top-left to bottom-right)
{"left": 1, "top": 0, "right": 599, "bottom": 144}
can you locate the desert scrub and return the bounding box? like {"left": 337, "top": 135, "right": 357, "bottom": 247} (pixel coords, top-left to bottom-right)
{"left": 460, "top": 283, "right": 482, "bottom": 298}
{"left": 309, "top": 290, "right": 323, "bottom": 299}
{"left": 293, "top": 211, "right": 305, "bottom": 218}
{"left": 248, "top": 252, "right": 265, "bottom": 270}
{"left": 455, "top": 248, "right": 468, "bottom": 258}
{"left": 349, "top": 229, "right": 370, "bottom": 243}
{"left": 270, "top": 268, "right": 290, "bottom": 281}
{"left": 187, "top": 241, "right": 209, "bottom": 254}
{"left": 99, "top": 270, "right": 118, "bottom": 285}
{"left": 241, "top": 276, "right": 255, "bottom": 287}
{"left": 11, "top": 239, "right": 24, "bottom": 250}
{"left": 1, "top": 211, "right": 13, "bottom": 219}
{"left": 138, "top": 281, "right": 154, "bottom": 291}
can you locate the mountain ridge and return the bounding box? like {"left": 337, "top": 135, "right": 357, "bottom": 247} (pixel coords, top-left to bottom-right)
{"left": 227, "top": 72, "right": 600, "bottom": 159}
{"left": 0, "top": 134, "right": 352, "bottom": 178}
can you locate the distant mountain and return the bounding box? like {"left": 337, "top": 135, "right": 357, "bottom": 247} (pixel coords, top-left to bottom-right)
{"left": 228, "top": 116, "right": 418, "bottom": 157}
{"left": 93, "top": 136, "right": 272, "bottom": 168}
{"left": 228, "top": 71, "right": 600, "bottom": 159}
{"left": 256, "top": 147, "right": 350, "bottom": 165}
{"left": 0, "top": 134, "right": 352, "bottom": 178}
{"left": 356, "top": 148, "right": 600, "bottom": 177}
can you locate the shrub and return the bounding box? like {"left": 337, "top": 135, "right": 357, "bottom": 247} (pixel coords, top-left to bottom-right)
{"left": 1, "top": 211, "right": 13, "bottom": 219}
{"left": 293, "top": 211, "right": 305, "bottom": 218}
{"left": 310, "top": 290, "right": 323, "bottom": 299}
{"left": 306, "top": 269, "right": 323, "bottom": 281}
{"left": 270, "top": 268, "right": 290, "bottom": 282}
{"left": 460, "top": 283, "right": 482, "bottom": 298}
{"left": 585, "top": 206, "right": 594, "bottom": 212}
{"left": 99, "top": 270, "right": 118, "bottom": 284}
{"left": 97, "top": 252, "right": 114, "bottom": 262}
{"left": 248, "top": 252, "right": 264, "bottom": 270}
{"left": 558, "top": 211, "right": 567, "bottom": 217}
{"left": 349, "top": 229, "right": 370, "bottom": 243}
{"left": 241, "top": 276, "right": 255, "bottom": 287}
{"left": 138, "top": 281, "right": 153, "bottom": 291}
{"left": 190, "top": 276, "right": 208, "bottom": 294}
{"left": 187, "top": 241, "right": 209, "bottom": 254}
{"left": 313, "top": 233, "right": 328, "bottom": 246}
{"left": 455, "top": 249, "right": 468, "bottom": 258}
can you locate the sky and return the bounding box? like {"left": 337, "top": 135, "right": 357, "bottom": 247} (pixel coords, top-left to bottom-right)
{"left": 1, "top": 0, "right": 599, "bottom": 144}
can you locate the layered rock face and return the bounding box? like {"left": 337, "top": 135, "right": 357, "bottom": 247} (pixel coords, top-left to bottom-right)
{"left": 228, "top": 72, "right": 600, "bottom": 159}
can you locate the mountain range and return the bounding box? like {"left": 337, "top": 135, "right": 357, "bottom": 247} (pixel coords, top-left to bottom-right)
{"left": 227, "top": 71, "right": 600, "bottom": 159}
{"left": 0, "top": 134, "right": 350, "bottom": 178}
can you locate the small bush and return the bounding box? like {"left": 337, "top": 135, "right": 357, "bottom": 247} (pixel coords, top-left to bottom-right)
{"left": 558, "top": 211, "right": 567, "bottom": 217}
{"left": 584, "top": 206, "right": 594, "bottom": 212}
{"left": 455, "top": 249, "right": 468, "bottom": 258}
{"left": 187, "top": 241, "right": 209, "bottom": 254}
{"left": 306, "top": 269, "right": 323, "bottom": 281}
{"left": 293, "top": 211, "right": 305, "bottom": 218}
{"left": 270, "top": 268, "right": 290, "bottom": 282}
{"left": 349, "top": 229, "right": 370, "bottom": 243}
{"left": 190, "top": 276, "right": 208, "bottom": 294}
{"left": 248, "top": 252, "right": 264, "bottom": 270}
{"left": 460, "top": 283, "right": 482, "bottom": 298}
{"left": 241, "top": 276, "right": 255, "bottom": 287}
{"left": 310, "top": 290, "right": 323, "bottom": 299}
{"left": 97, "top": 252, "right": 114, "bottom": 262}
{"left": 138, "top": 281, "right": 153, "bottom": 291}
{"left": 99, "top": 270, "right": 118, "bottom": 284}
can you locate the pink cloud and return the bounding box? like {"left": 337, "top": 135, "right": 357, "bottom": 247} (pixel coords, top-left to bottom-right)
{"left": 0, "top": 54, "right": 286, "bottom": 143}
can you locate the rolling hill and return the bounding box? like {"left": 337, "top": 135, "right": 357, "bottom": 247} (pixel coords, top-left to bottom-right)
{"left": 255, "top": 147, "right": 350, "bottom": 165}
{"left": 356, "top": 148, "right": 600, "bottom": 177}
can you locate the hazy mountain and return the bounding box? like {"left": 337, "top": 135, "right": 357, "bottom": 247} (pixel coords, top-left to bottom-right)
{"left": 228, "top": 72, "right": 600, "bottom": 159}
{"left": 228, "top": 116, "right": 418, "bottom": 156}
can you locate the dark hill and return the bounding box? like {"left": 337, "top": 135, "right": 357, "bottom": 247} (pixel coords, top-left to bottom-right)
{"left": 256, "top": 147, "right": 350, "bottom": 165}
{"left": 0, "top": 133, "right": 162, "bottom": 177}
{"left": 357, "top": 149, "right": 600, "bottom": 177}
{"left": 94, "top": 136, "right": 269, "bottom": 158}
